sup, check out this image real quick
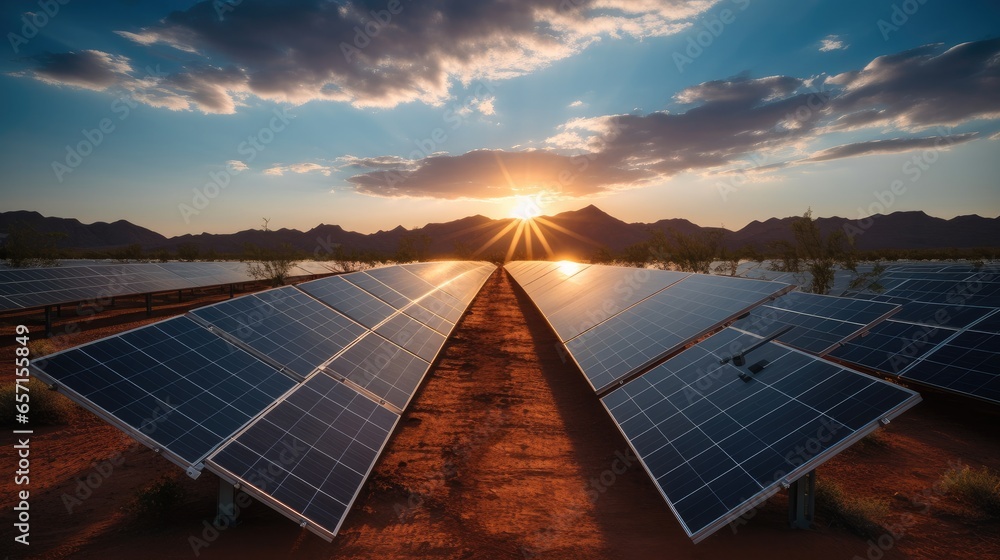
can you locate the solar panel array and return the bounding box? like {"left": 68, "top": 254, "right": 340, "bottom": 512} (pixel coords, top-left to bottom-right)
{"left": 730, "top": 291, "right": 900, "bottom": 355}
{"left": 831, "top": 263, "right": 1000, "bottom": 404}
{"left": 0, "top": 260, "right": 347, "bottom": 312}
{"left": 508, "top": 261, "right": 793, "bottom": 393}
{"left": 31, "top": 261, "right": 494, "bottom": 541}
{"left": 507, "top": 260, "right": 922, "bottom": 543}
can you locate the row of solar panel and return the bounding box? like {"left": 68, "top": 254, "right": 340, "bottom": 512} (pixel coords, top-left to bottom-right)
{"left": 506, "top": 261, "right": 794, "bottom": 393}
{"left": 0, "top": 260, "right": 349, "bottom": 311}
{"left": 506, "top": 261, "right": 921, "bottom": 543}
{"left": 827, "top": 263, "right": 1000, "bottom": 404}
{"left": 31, "top": 261, "right": 495, "bottom": 541}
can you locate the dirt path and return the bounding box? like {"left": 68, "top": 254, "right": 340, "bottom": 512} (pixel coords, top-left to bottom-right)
{"left": 3, "top": 269, "right": 999, "bottom": 559}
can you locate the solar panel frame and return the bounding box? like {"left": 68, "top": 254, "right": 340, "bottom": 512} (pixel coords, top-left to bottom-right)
{"left": 321, "top": 332, "right": 432, "bottom": 412}
{"left": 601, "top": 327, "right": 921, "bottom": 543}
{"left": 189, "top": 286, "right": 369, "bottom": 379}
{"left": 206, "top": 376, "right": 399, "bottom": 541}
{"left": 562, "top": 273, "right": 792, "bottom": 394}
{"left": 29, "top": 316, "right": 298, "bottom": 472}
{"left": 897, "top": 329, "right": 1000, "bottom": 404}
{"left": 729, "top": 292, "right": 900, "bottom": 356}
{"left": 297, "top": 275, "right": 398, "bottom": 328}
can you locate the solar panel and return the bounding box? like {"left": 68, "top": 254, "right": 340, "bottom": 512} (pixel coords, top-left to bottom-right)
{"left": 207, "top": 375, "right": 398, "bottom": 541}
{"left": 877, "top": 279, "right": 1000, "bottom": 307}
{"left": 729, "top": 292, "right": 899, "bottom": 355}
{"left": 401, "top": 300, "right": 455, "bottom": 335}
{"left": 342, "top": 271, "right": 413, "bottom": 309}
{"left": 827, "top": 319, "right": 957, "bottom": 375}
{"left": 601, "top": 327, "right": 921, "bottom": 542}
{"left": 890, "top": 302, "right": 992, "bottom": 330}
{"left": 29, "top": 316, "right": 296, "bottom": 467}
{"left": 969, "top": 310, "right": 1000, "bottom": 334}
{"left": 899, "top": 330, "right": 1000, "bottom": 403}
{"left": 365, "top": 266, "right": 436, "bottom": 300}
{"left": 437, "top": 264, "right": 494, "bottom": 304}
{"left": 414, "top": 289, "right": 467, "bottom": 323}
{"left": 0, "top": 261, "right": 274, "bottom": 312}
{"left": 374, "top": 312, "right": 447, "bottom": 362}
{"left": 190, "top": 286, "right": 367, "bottom": 378}
{"left": 564, "top": 274, "right": 791, "bottom": 393}
{"left": 297, "top": 275, "right": 397, "bottom": 328}
{"left": 541, "top": 268, "right": 691, "bottom": 342}
{"left": 322, "top": 332, "right": 431, "bottom": 411}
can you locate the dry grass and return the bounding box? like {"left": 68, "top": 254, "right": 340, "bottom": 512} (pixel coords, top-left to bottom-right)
{"left": 0, "top": 376, "right": 78, "bottom": 427}
{"left": 940, "top": 465, "right": 1000, "bottom": 516}
{"left": 125, "top": 476, "right": 187, "bottom": 521}
{"left": 815, "top": 478, "right": 889, "bottom": 538}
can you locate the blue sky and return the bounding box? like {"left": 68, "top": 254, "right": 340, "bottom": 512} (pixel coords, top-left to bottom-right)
{"left": 2, "top": 0, "right": 998, "bottom": 236}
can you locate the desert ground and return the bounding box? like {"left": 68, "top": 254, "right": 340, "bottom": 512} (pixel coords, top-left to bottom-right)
{"left": 2, "top": 269, "right": 999, "bottom": 559}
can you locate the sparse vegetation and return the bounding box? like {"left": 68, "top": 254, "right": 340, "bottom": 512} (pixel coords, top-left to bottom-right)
{"left": 1, "top": 221, "right": 66, "bottom": 267}
{"left": 815, "top": 478, "right": 889, "bottom": 538}
{"left": 853, "top": 428, "right": 891, "bottom": 451}
{"left": 126, "top": 476, "right": 187, "bottom": 520}
{"left": 243, "top": 218, "right": 301, "bottom": 285}
{"left": 0, "top": 377, "right": 77, "bottom": 427}
{"left": 940, "top": 464, "right": 1000, "bottom": 516}
{"left": 396, "top": 231, "right": 432, "bottom": 262}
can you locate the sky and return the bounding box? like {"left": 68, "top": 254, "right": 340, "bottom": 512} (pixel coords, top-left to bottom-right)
{"left": 1, "top": 0, "right": 998, "bottom": 237}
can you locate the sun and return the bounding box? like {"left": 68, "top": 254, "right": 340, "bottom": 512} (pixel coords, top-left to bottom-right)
{"left": 510, "top": 196, "right": 543, "bottom": 220}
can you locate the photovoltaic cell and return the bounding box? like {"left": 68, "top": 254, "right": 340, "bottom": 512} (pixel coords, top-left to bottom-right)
{"left": 374, "top": 313, "right": 447, "bottom": 362}
{"left": 322, "top": 332, "right": 431, "bottom": 410}
{"left": 342, "top": 272, "right": 412, "bottom": 309}
{"left": 565, "top": 274, "right": 790, "bottom": 393}
{"left": 601, "top": 327, "right": 920, "bottom": 542}
{"left": 540, "top": 267, "right": 691, "bottom": 342}
{"left": 30, "top": 316, "right": 295, "bottom": 465}
{"left": 899, "top": 330, "right": 1000, "bottom": 403}
{"left": 729, "top": 292, "right": 899, "bottom": 355}
{"left": 890, "top": 302, "right": 992, "bottom": 330}
{"left": 365, "top": 266, "right": 436, "bottom": 300}
{"left": 827, "top": 319, "right": 957, "bottom": 375}
{"left": 297, "top": 275, "right": 397, "bottom": 328}
{"left": 190, "top": 286, "right": 367, "bottom": 378}
{"left": 208, "top": 376, "right": 398, "bottom": 540}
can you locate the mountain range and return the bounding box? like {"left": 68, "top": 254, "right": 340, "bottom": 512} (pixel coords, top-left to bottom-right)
{"left": 2, "top": 206, "right": 998, "bottom": 259}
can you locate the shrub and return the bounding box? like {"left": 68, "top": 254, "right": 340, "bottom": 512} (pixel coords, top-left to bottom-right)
{"left": 0, "top": 376, "right": 76, "bottom": 427}
{"left": 126, "top": 476, "right": 186, "bottom": 520}
{"left": 815, "top": 478, "right": 889, "bottom": 538}
{"left": 941, "top": 465, "right": 1000, "bottom": 516}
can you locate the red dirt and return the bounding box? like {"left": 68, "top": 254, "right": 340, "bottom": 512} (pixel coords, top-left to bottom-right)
{"left": 2, "top": 270, "right": 999, "bottom": 559}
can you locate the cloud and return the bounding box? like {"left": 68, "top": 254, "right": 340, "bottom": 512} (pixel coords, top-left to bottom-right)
{"left": 476, "top": 97, "right": 496, "bottom": 116}
{"left": 343, "top": 39, "right": 1000, "bottom": 202}
{"left": 226, "top": 160, "right": 249, "bottom": 172}
{"left": 346, "top": 148, "right": 649, "bottom": 199}
{"left": 27, "top": 50, "right": 133, "bottom": 91}
{"left": 805, "top": 133, "right": 980, "bottom": 162}
{"left": 819, "top": 35, "right": 847, "bottom": 52}
{"left": 568, "top": 100, "right": 585, "bottom": 108}
{"left": 264, "top": 162, "right": 333, "bottom": 176}
{"left": 828, "top": 39, "right": 1000, "bottom": 131}
{"left": 27, "top": 0, "right": 706, "bottom": 113}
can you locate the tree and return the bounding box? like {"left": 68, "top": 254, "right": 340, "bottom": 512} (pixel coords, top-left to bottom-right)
{"left": 110, "top": 243, "right": 145, "bottom": 263}
{"left": 395, "top": 232, "right": 432, "bottom": 262}
{"left": 243, "top": 218, "right": 301, "bottom": 286}
{"left": 1, "top": 222, "right": 65, "bottom": 267}
{"left": 176, "top": 242, "right": 200, "bottom": 261}
{"left": 644, "top": 228, "right": 724, "bottom": 273}
{"left": 769, "top": 209, "right": 858, "bottom": 294}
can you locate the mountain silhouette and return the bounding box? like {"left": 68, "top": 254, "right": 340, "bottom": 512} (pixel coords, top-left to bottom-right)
{"left": 2, "top": 207, "right": 998, "bottom": 259}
